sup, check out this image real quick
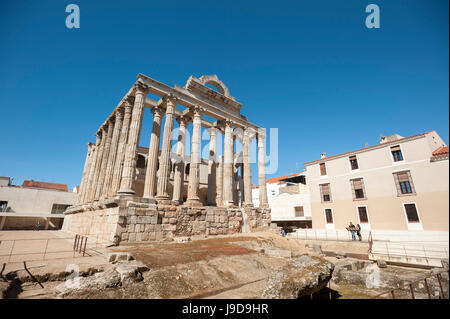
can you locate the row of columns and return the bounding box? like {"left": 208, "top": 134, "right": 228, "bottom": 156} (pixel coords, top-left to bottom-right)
{"left": 77, "top": 82, "right": 269, "bottom": 209}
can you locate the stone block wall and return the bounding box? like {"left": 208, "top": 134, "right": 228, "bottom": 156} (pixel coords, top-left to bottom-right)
{"left": 63, "top": 202, "right": 271, "bottom": 243}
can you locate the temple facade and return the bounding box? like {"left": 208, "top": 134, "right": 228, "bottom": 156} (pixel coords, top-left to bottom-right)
{"left": 62, "top": 74, "right": 271, "bottom": 242}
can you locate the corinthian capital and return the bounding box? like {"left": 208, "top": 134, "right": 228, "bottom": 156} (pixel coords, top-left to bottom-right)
{"left": 162, "top": 94, "right": 179, "bottom": 106}
{"left": 133, "top": 81, "right": 149, "bottom": 95}
{"left": 151, "top": 105, "right": 164, "bottom": 118}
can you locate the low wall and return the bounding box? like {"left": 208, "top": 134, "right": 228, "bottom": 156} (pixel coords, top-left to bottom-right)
{"left": 62, "top": 206, "right": 121, "bottom": 242}
{"left": 63, "top": 201, "right": 271, "bottom": 243}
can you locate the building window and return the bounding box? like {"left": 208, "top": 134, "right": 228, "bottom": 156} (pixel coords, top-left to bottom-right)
{"left": 349, "top": 155, "right": 359, "bottom": 170}
{"left": 391, "top": 145, "right": 404, "bottom": 162}
{"left": 350, "top": 178, "right": 366, "bottom": 200}
{"left": 325, "top": 209, "right": 333, "bottom": 224}
{"left": 404, "top": 203, "right": 420, "bottom": 223}
{"left": 393, "top": 171, "right": 415, "bottom": 196}
{"left": 320, "top": 163, "right": 327, "bottom": 176}
{"left": 294, "top": 206, "right": 304, "bottom": 217}
{"left": 358, "top": 206, "right": 369, "bottom": 223}
{"left": 51, "top": 204, "right": 70, "bottom": 214}
{"left": 319, "top": 183, "right": 332, "bottom": 202}
{"left": 0, "top": 201, "right": 8, "bottom": 212}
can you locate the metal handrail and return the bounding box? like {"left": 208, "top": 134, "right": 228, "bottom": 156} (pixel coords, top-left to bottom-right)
{"left": 370, "top": 270, "right": 449, "bottom": 299}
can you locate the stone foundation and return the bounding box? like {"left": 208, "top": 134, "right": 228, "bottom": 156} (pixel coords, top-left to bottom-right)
{"left": 63, "top": 199, "right": 271, "bottom": 243}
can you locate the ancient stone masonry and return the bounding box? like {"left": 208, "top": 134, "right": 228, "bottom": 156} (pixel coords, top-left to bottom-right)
{"left": 63, "top": 74, "right": 271, "bottom": 242}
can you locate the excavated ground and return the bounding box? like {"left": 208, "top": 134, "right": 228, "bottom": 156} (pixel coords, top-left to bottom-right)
{"left": 2, "top": 231, "right": 446, "bottom": 299}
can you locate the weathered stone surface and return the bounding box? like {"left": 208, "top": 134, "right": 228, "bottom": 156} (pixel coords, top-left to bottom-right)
{"left": 115, "top": 261, "right": 149, "bottom": 281}
{"left": 107, "top": 252, "right": 133, "bottom": 263}
{"left": 56, "top": 268, "right": 122, "bottom": 297}
{"left": 376, "top": 259, "right": 387, "bottom": 268}
{"left": 261, "top": 255, "right": 334, "bottom": 299}
{"left": 312, "top": 244, "right": 323, "bottom": 255}
{"left": 264, "top": 248, "right": 292, "bottom": 258}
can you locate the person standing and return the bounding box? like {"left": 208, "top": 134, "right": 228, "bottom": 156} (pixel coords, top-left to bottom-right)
{"left": 356, "top": 224, "right": 362, "bottom": 241}
{"left": 346, "top": 222, "right": 356, "bottom": 241}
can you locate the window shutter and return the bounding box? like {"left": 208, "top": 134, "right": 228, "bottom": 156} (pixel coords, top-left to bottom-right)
{"left": 352, "top": 179, "right": 363, "bottom": 189}
{"left": 391, "top": 145, "right": 401, "bottom": 152}
{"left": 397, "top": 172, "right": 409, "bottom": 182}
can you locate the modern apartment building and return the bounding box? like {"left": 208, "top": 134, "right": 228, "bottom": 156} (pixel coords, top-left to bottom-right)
{"left": 304, "top": 131, "right": 449, "bottom": 232}
{"left": 252, "top": 172, "right": 312, "bottom": 228}
{"left": 0, "top": 178, "right": 77, "bottom": 230}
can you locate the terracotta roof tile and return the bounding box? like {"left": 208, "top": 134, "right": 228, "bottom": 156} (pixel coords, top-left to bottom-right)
{"left": 432, "top": 146, "right": 449, "bottom": 156}
{"left": 266, "top": 172, "right": 303, "bottom": 184}
{"left": 22, "top": 180, "right": 68, "bottom": 192}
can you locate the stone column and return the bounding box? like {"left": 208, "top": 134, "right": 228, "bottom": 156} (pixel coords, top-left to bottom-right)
{"left": 101, "top": 108, "right": 123, "bottom": 199}
{"left": 77, "top": 142, "right": 94, "bottom": 205}
{"left": 222, "top": 120, "right": 234, "bottom": 206}
{"left": 87, "top": 133, "right": 102, "bottom": 202}
{"left": 216, "top": 155, "right": 224, "bottom": 206}
{"left": 118, "top": 83, "right": 147, "bottom": 195}
{"left": 82, "top": 144, "right": 96, "bottom": 204}
{"left": 109, "top": 99, "right": 132, "bottom": 197}
{"left": 156, "top": 96, "right": 177, "bottom": 202}
{"left": 143, "top": 105, "right": 164, "bottom": 201}
{"left": 172, "top": 115, "right": 188, "bottom": 204}
{"left": 243, "top": 128, "right": 253, "bottom": 207}
{"left": 186, "top": 107, "right": 203, "bottom": 206}
{"left": 95, "top": 120, "right": 114, "bottom": 200}
{"left": 257, "top": 130, "right": 268, "bottom": 208}
{"left": 207, "top": 127, "right": 217, "bottom": 205}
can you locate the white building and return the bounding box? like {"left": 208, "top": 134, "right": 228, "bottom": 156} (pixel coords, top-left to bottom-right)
{"left": 253, "top": 172, "right": 312, "bottom": 228}
{"left": 0, "top": 177, "right": 77, "bottom": 230}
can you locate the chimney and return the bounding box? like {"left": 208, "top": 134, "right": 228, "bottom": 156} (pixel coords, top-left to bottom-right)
{"left": 380, "top": 136, "right": 387, "bottom": 144}
{"left": 320, "top": 152, "right": 326, "bottom": 159}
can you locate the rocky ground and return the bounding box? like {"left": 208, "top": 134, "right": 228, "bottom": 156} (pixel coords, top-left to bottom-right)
{"left": 1, "top": 231, "right": 448, "bottom": 299}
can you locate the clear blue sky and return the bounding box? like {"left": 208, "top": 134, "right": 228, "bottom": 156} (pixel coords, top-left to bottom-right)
{"left": 0, "top": 0, "right": 448, "bottom": 189}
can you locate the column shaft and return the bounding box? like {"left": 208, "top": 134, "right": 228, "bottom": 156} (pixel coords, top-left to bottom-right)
{"left": 119, "top": 84, "right": 147, "bottom": 195}
{"left": 143, "top": 106, "right": 163, "bottom": 199}
{"left": 216, "top": 155, "right": 224, "bottom": 206}
{"left": 95, "top": 120, "right": 114, "bottom": 200}
{"left": 186, "top": 107, "right": 203, "bottom": 205}
{"left": 172, "top": 116, "right": 188, "bottom": 204}
{"left": 102, "top": 108, "right": 123, "bottom": 199}
{"left": 109, "top": 100, "right": 132, "bottom": 197}
{"left": 90, "top": 128, "right": 107, "bottom": 202}
{"left": 243, "top": 128, "right": 253, "bottom": 206}
{"left": 156, "top": 97, "right": 177, "bottom": 201}
{"left": 222, "top": 121, "right": 234, "bottom": 206}
{"left": 77, "top": 143, "right": 94, "bottom": 205}
{"left": 87, "top": 133, "right": 102, "bottom": 202}
{"left": 258, "top": 131, "right": 268, "bottom": 207}
{"left": 207, "top": 127, "right": 217, "bottom": 205}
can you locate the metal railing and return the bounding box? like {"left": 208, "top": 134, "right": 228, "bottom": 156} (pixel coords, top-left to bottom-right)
{"left": 370, "top": 270, "right": 449, "bottom": 299}
{"left": 290, "top": 228, "right": 371, "bottom": 242}
{"left": 0, "top": 234, "right": 105, "bottom": 264}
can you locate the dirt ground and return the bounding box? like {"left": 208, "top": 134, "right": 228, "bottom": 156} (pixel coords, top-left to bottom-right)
{"left": 2, "top": 230, "right": 441, "bottom": 299}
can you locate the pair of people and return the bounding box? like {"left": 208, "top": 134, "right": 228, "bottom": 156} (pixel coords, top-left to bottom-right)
{"left": 346, "top": 222, "right": 362, "bottom": 241}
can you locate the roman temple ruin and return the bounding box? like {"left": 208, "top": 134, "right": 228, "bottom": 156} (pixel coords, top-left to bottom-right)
{"left": 63, "top": 74, "right": 271, "bottom": 242}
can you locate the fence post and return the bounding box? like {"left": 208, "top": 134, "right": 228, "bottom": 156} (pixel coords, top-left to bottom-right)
{"left": 409, "top": 284, "right": 415, "bottom": 299}
{"left": 43, "top": 239, "right": 49, "bottom": 261}
{"left": 423, "top": 278, "right": 432, "bottom": 299}
{"left": 83, "top": 236, "right": 88, "bottom": 256}
{"left": 8, "top": 240, "right": 15, "bottom": 263}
